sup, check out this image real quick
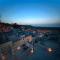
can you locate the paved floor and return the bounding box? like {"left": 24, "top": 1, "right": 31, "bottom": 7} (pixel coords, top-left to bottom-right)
{"left": 14, "top": 39, "right": 60, "bottom": 60}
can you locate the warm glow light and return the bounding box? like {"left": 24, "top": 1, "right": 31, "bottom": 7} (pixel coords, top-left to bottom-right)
{"left": 30, "top": 48, "right": 34, "bottom": 53}
{"left": 17, "top": 46, "right": 21, "bottom": 50}
{"left": 48, "top": 48, "right": 52, "bottom": 52}
{"left": 2, "top": 55, "right": 5, "bottom": 60}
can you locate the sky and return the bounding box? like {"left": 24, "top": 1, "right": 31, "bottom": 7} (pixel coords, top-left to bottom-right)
{"left": 0, "top": 0, "right": 60, "bottom": 27}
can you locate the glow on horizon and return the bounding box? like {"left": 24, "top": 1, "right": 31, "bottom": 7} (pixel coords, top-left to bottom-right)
{"left": 0, "top": 0, "right": 60, "bottom": 27}
{"left": 2, "top": 17, "right": 59, "bottom": 25}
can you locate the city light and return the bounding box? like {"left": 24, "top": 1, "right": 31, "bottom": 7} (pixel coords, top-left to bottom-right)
{"left": 30, "top": 48, "right": 34, "bottom": 53}
{"left": 1, "top": 55, "right": 5, "bottom": 60}
{"left": 48, "top": 48, "right": 52, "bottom": 52}
{"left": 16, "top": 46, "right": 21, "bottom": 50}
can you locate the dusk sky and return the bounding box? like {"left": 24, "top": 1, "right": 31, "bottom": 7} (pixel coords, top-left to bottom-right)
{"left": 0, "top": 0, "right": 60, "bottom": 27}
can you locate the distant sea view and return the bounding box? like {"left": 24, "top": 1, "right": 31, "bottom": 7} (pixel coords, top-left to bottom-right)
{"left": 32, "top": 24, "right": 60, "bottom": 27}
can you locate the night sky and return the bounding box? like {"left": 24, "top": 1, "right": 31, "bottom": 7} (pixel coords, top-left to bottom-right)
{"left": 0, "top": 0, "right": 60, "bottom": 27}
